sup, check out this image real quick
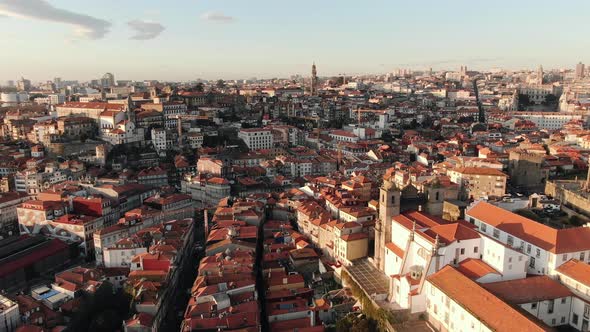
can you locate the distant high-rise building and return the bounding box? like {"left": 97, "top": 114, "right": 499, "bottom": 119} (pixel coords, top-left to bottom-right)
{"left": 54, "top": 77, "right": 62, "bottom": 89}
{"left": 101, "top": 72, "right": 115, "bottom": 87}
{"left": 536, "top": 65, "right": 544, "bottom": 85}
{"left": 576, "top": 62, "right": 585, "bottom": 79}
{"left": 311, "top": 62, "right": 318, "bottom": 96}
{"left": 16, "top": 77, "right": 31, "bottom": 91}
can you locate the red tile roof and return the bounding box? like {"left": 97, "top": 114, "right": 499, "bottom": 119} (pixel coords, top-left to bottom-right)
{"left": 0, "top": 239, "right": 68, "bottom": 278}
{"left": 385, "top": 242, "right": 405, "bottom": 258}
{"left": 555, "top": 259, "right": 590, "bottom": 286}
{"left": 427, "top": 266, "right": 551, "bottom": 332}
{"left": 456, "top": 258, "right": 501, "bottom": 280}
{"left": 483, "top": 276, "right": 572, "bottom": 304}
{"left": 468, "top": 201, "right": 590, "bottom": 254}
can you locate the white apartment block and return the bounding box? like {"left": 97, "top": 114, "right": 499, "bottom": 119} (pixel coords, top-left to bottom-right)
{"left": 0, "top": 294, "right": 19, "bottom": 332}
{"left": 512, "top": 111, "right": 586, "bottom": 130}
{"left": 425, "top": 266, "right": 550, "bottom": 332}
{"left": 238, "top": 128, "right": 273, "bottom": 150}
{"left": 466, "top": 201, "right": 590, "bottom": 276}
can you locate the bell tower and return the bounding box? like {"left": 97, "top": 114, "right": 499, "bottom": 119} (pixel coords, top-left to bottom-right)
{"left": 374, "top": 179, "right": 401, "bottom": 271}
{"left": 311, "top": 62, "right": 318, "bottom": 96}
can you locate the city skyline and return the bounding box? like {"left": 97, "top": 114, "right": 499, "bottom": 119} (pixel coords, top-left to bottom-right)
{"left": 0, "top": 0, "right": 589, "bottom": 81}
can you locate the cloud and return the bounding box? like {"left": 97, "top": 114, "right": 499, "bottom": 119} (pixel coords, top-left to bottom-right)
{"left": 201, "top": 11, "right": 236, "bottom": 23}
{"left": 0, "top": 0, "right": 111, "bottom": 39}
{"left": 127, "top": 20, "right": 165, "bottom": 40}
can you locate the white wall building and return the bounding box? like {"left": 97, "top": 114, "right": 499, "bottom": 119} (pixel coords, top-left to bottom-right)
{"left": 238, "top": 128, "right": 274, "bottom": 150}
{"left": 466, "top": 201, "right": 590, "bottom": 276}
{"left": 0, "top": 294, "right": 19, "bottom": 332}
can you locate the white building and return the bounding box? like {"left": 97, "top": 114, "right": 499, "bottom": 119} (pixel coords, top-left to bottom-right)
{"left": 151, "top": 128, "right": 174, "bottom": 156}
{"left": 103, "top": 238, "right": 147, "bottom": 268}
{"left": 512, "top": 111, "right": 586, "bottom": 130}
{"left": 238, "top": 128, "right": 274, "bottom": 150}
{"left": 555, "top": 259, "right": 590, "bottom": 331}
{"left": 425, "top": 266, "right": 550, "bottom": 332}
{"left": 482, "top": 276, "right": 575, "bottom": 329}
{"left": 466, "top": 201, "right": 590, "bottom": 276}
{"left": 34, "top": 94, "right": 66, "bottom": 105}
{"left": 383, "top": 211, "right": 527, "bottom": 313}
{"left": 0, "top": 294, "right": 19, "bottom": 332}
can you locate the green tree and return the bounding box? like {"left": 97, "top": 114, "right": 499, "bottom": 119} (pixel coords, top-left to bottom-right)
{"left": 518, "top": 94, "right": 531, "bottom": 109}
{"left": 544, "top": 94, "right": 558, "bottom": 105}
{"left": 216, "top": 79, "right": 226, "bottom": 89}
{"left": 194, "top": 82, "right": 204, "bottom": 92}
{"left": 514, "top": 209, "right": 541, "bottom": 221}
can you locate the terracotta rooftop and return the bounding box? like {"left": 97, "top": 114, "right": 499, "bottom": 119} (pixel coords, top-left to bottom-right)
{"left": 468, "top": 201, "right": 590, "bottom": 254}
{"left": 555, "top": 259, "right": 590, "bottom": 286}
{"left": 483, "top": 275, "right": 572, "bottom": 304}
{"left": 456, "top": 258, "right": 501, "bottom": 280}
{"left": 427, "top": 266, "right": 551, "bottom": 332}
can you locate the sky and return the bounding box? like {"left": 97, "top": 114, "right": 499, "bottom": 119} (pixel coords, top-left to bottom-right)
{"left": 0, "top": 0, "right": 589, "bottom": 82}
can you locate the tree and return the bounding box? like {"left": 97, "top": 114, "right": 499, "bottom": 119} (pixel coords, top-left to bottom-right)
{"left": 194, "top": 82, "right": 204, "bottom": 92}
{"left": 216, "top": 79, "right": 226, "bottom": 89}
{"left": 65, "top": 282, "right": 132, "bottom": 332}
{"left": 568, "top": 215, "right": 585, "bottom": 227}
{"left": 518, "top": 94, "right": 531, "bottom": 109}
{"left": 514, "top": 209, "right": 541, "bottom": 221}
{"left": 544, "top": 94, "right": 558, "bottom": 105}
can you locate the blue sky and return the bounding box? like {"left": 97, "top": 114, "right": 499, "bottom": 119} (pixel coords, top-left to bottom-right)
{"left": 0, "top": 0, "right": 588, "bottom": 82}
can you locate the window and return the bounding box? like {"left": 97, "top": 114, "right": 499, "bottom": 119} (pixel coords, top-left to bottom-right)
{"left": 507, "top": 235, "right": 514, "bottom": 246}
{"left": 573, "top": 313, "right": 579, "bottom": 325}
{"left": 561, "top": 298, "right": 566, "bottom": 304}
{"left": 460, "top": 248, "right": 465, "bottom": 255}
{"left": 548, "top": 300, "right": 554, "bottom": 314}
{"left": 551, "top": 319, "right": 556, "bottom": 325}
{"left": 584, "top": 304, "right": 590, "bottom": 319}
{"left": 529, "top": 257, "right": 536, "bottom": 268}
{"left": 474, "top": 246, "right": 479, "bottom": 254}
{"left": 527, "top": 244, "right": 531, "bottom": 254}
{"left": 493, "top": 229, "right": 500, "bottom": 238}
{"left": 562, "top": 254, "right": 568, "bottom": 262}
{"left": 531, "top": 303, "right": 538, "bottom": 309}
{"left": 480, "top": 224, "right": 487, "bottom": 232}
{"left": 561, "top": 317, "right": 566, "bottom": 324}
{"left": 581, "top": 252, "right": 586, "bottom": 261}
{"left": 536, "top": 249, "right": 541, "bottom": 258}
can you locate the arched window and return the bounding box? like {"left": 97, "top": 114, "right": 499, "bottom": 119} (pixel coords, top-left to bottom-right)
{"left": 435, "top": 192, "right": 440, "bottom": 201}
{"left": 391, "top": 195, "right": 396, "bottom": 204}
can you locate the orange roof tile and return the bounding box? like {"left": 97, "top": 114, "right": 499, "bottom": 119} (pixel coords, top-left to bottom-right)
{"left": 468, "top": 201, "right": 590, "bottom": 254}
{"left": 427, "top": 266, "right": 551, "bottom": 332}
{"left": 456, "top": 258, "right": 501, "bottom": 279}
{"left": 555, "top": 259, "right": 590, "bottom": 286}
{"left": 483, "top": 276, "right": 572, "bottom": 304}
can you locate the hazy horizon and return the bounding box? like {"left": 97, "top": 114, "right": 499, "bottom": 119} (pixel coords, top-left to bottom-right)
{"left": 1, "top": 0, "right": 588, "bottom": 82}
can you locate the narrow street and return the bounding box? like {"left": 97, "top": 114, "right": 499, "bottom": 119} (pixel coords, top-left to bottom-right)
{"left": 255, "top": 217, "right": 269, "bottom": 332}
{"left": 160, "top": 210, "right": 206, "bottom": 331}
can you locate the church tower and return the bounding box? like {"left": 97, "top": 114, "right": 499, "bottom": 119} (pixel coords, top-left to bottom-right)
{"left": 311, "top": 62, "right": 318, "bottom": 96}
{"left": 374, "top": 179, "right": 401, "bottom": 271}
{"left": 537, "top": 65, "right": 544, "bottom": 85}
